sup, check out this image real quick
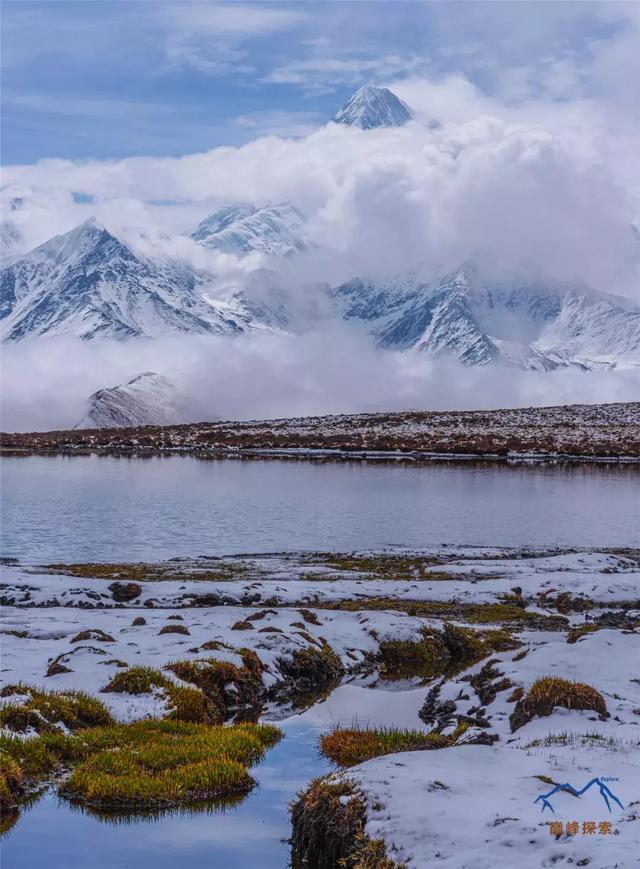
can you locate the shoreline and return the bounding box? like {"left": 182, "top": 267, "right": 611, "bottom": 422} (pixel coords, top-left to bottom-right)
{"left": 2, "top": 401, "right": 638, "bottom": 462}
{"left": 2, "top": 444, "right": 640, "bottom": 464}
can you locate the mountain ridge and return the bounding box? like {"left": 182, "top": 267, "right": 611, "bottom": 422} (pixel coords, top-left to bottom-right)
{"left": 75, "top": 371, "right": 181, "bottom": 429}
{"left": 2, "top": 218, "right": 639, "bottom": 370}
{"left": 1, "top": 86, "right": 638, "bottom": 368}
{"left": 0, "top": 220, "right": 257, "bottom": 341}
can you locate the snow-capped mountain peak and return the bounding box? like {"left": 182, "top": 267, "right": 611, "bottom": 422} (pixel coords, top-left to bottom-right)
{"left": 192, "top": 202, "right": 307, "bottom": 259}
{"left": 0, "top": 219, "right": 257, "bottom": 341}
{"left": 332, "top": 85, "right": 413, "bottom": 129}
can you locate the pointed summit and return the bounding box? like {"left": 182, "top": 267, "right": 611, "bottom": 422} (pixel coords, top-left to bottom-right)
{"left": 332, "top": 85, "right": 412, "bottom": 129}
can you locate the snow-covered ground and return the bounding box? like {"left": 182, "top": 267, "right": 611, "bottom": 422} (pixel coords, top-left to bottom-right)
{"left": 2, "top": 550, "right": 638, "bottom": 609}
{"left": 335, "top": 629, "right": 640, "bottom": 867}
{"left": 2, "top": 547, "right": 638, "bottom": 863}
{"left": 4, "top": 401, "right": 639, "bottom": 458}
{"left": 0, "top": 602, "right": 426, "bottom": 721}
{"left": 348, "top": 737, "right": 639, "bottom": 868}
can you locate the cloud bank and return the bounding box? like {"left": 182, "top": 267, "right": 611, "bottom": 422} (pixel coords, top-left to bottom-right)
{"left": 3, "top": 68, "right": 639, "bottom": 296}
{"left": 2, "top": 333, "right": 640, "bottom": 433}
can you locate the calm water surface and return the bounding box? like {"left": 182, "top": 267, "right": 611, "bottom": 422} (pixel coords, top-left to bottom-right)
{"left": 2, "top": 720, "right": 329, "bottom": 869}
{"left": 1, "top": 455, "right": 639, "bottom": 562}
{"left": 1, "top": 455, "right": 638, "bottom": 868}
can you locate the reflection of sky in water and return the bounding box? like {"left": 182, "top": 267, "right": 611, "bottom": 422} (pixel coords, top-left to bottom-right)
{"left": 2, "top": 456, "right": 639, "bottom": 563}
{"left": 3, "top": 683, "right": 430, "bottom": 868}
{"left": 290, "top": 677, "right": 428, "bottom": 731}
{"left": 2, "top": 722, "right": 330, "bottom": 869}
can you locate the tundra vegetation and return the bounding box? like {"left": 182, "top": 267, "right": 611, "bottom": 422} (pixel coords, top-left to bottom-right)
{"left": 290, "top": 777, "right": 404, "bottom": 869}
{"left": 320, "top": 726, "right": 459, "bottom": 767}
{"left": 510, "top": 677, "right": 608, "bottom": 731}
{"left": 3, "top": 402, "right": 639, "bottom": 458}
{"left": 2, "top": 546, "right": 637, "bottom": 861}
{"left": 0, "top": 685, "right": 281, "bottom": 824}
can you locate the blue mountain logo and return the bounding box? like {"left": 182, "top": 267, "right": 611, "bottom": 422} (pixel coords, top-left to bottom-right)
{"left": 535, "top": 777, "right": 624, "bottom": 814}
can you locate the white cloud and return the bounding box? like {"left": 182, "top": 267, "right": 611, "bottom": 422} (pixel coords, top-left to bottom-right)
{"left": 3, "top": 332, "right": 639, "bottom": 433}
{"left": 265, "top": 54, "right": 430, "bottom": 94}
{"left": 161, "top": 2, "right": 307, "bottom": 75}
{"left": 6, "top": 67, "right": 637, "bottom": 295}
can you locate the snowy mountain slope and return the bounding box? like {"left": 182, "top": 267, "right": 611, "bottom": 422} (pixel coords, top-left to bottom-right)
{"left": 332, "top": 85, "right": 413, "bottom": 129}
{"left": 2, "top": 193, "right": 639, "bottom": 369}
{"left": 534, "top": 289, "right": 640, "bottom": 362}
{"left": 334, "top": 263, "right": 640, "bottom": 369}
{"left": 192, "top": 203, "right": 308, "bottom": 259}
{"left": 75, "top": 372, "right": 182, "bottom": 429}
{"left": 331, "top": 275, "right": 422, "bottom": 324}
{"left": 0, "top": 219, "right": 255, "bottom": 341}
{"left": 0, "top": 185, "right": 29, "bottom": 260}
{"left": 0, "top": 221, "right": 21, "bottom": 261}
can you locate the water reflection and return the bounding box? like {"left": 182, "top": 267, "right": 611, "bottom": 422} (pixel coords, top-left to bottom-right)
{"left": 2, "top": 722, "right": 330, "bottom": 869}
{"left": 63, "top": 791, "right": 249, "bottom": 825}
{"left": 2, "top": 456, "right": 638, "bottom": 563}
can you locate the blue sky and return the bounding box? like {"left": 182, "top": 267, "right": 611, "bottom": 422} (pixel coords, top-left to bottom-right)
{"left": 2, "top": 0, "right": 636, "bottom": 164}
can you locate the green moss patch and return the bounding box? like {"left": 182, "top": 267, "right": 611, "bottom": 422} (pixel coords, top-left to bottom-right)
{"left": 376, "top": 623, "right": 491, "bottom": 681}
{"left": 316, "top": 598, "right": 566, "bottom": 629}
{"left": 60, "top": 720, "right": 280, "bottom": 810}
{"left": 377, "top": 632, "right": 450, "bottom": 680}
{"left": 0, "top": 752, "right": 23, "bottom": 814}
{"left": 0, "top": 685, "right": 115, "bottom": 734}
{"left": 101, "top": 666, "right": 217, "bottom": 724}
{"left": 315, "top": 552, "right": 448, "bottom": 582}
{"left": 1, "top": 716, "right": 280, "bottom": 816}
{"left": 276, "top": 641, "right": 344, "bottom": 696}
{"left": 42, "top": 561, "right": 250, "bottom": 583}
{"left": 165, "top": 656, "right": 264, "bottom": 721}
{"left": 102, "top": 666, "right": 168, "bottom": 695}
{"left": 566, "top": 623, "right": 601, "bottom": 644}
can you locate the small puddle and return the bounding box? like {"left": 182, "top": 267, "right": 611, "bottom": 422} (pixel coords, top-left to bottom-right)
{"left": 2, "top": 682, "right": 428, "bottom": 868}
{"left": 2, "top": 722, "right": 329, "bottom": 869}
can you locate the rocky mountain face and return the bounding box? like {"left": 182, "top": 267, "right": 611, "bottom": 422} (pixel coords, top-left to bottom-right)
{"left": 75, "top": 372, "right": 181, "bottom": 429}
{"left": 332, "top": 85, "right": 413, "bottom": 129}
{"left": 0, "top": 219, "right": 254, "bottom": 341}
{"left": 334, "top": 263, "right": 640, "bottom": 370}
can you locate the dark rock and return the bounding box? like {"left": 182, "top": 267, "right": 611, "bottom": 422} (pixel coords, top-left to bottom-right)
{"left": 46, "top": 661, "right": 73, "bottom": 677}
{"left": 109, "top": 582, "right": 142, "bottom": 603}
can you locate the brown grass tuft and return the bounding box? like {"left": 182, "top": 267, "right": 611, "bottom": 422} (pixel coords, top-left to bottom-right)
{"left": 510, "top": 677, "right": 607, "bottom": 731}
{"left": 320, "top": 727, "right": 450, "bottom": 767}
{"left": 158, "top": 624, "right": 190, "bottom": 636}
